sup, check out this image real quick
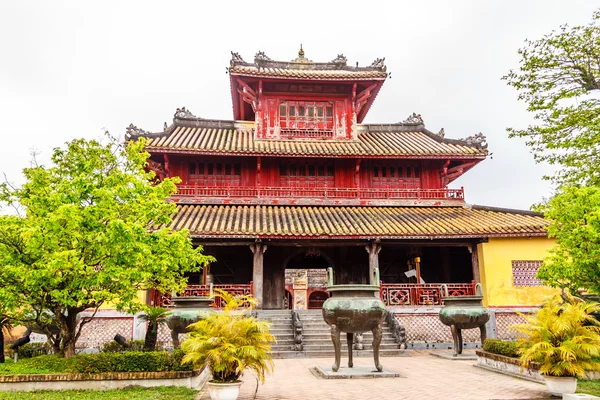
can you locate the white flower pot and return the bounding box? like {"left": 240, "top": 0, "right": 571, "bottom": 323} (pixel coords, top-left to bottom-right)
{"left": 207, "top": 381, "right": 243, "bottom": 400}
{"left": 543, "top": 375, "right": 577, "bottom": 396}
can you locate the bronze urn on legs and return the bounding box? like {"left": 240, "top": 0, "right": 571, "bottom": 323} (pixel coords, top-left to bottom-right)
{"left": 322, "top": 267, "right": 387, "bottom": 372}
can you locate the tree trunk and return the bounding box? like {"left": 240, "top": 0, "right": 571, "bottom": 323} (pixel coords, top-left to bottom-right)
{"left": 55, "top": 307, "right": 81, "bottom": 358}
{"left": 144, "top": 322, "right": 158, "bottom": 351}
{"left": 0, "top": 328, "right": 5, "bottom": 363}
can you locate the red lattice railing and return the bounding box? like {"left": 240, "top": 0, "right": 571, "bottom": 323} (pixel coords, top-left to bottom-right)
{"left": 175, "top": 185, "right": 464, "bottom": 201}
{"left": 157, "top": 283, "right": 253, "bottom": 309}
{"left": 380, "top": 281, "right": 476, "bottom": 306}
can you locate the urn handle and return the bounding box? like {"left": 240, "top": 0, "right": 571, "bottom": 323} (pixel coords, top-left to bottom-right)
{"left": 440, "top": 284, "right": 449, "bottom": 297}
{"left": 327, "top": 267, "right": 334, "bottom": 287}
{"left": 372, "top": 267, "right": 380, "bottom": 286}
{"left": 475, "top": 283, "right": 484, "bottom": 296}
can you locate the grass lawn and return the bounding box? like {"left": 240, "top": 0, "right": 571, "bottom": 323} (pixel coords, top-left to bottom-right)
{"left": 578, "top": 380, "right": 600, "bottom": 396}
{"left": 0, "top": 387, "right": 198, "bottom": 400}
{"left": 0, "top": 357, "right": 73, "bottom": 375}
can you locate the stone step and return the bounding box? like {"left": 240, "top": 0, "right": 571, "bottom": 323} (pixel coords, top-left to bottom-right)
{"left": 271, "top": 349, "right": 408, "bottom": 359}
{"left": 302, "top": 333, "right": 394, "bottom": 340}
{"left": 302, "top": 343, "right": 400, "bottom": 351}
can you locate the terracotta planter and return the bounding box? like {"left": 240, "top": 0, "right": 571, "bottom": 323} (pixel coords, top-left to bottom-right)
{"left": 207, "top": 381, "right": 243, "bottom": 400}
{"left": 543, "top": 375, "right": 577, "bottom": 397}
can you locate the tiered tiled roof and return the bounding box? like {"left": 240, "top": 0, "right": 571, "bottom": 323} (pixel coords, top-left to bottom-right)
{"left": 228, "top": 49, "right": 389, "bottom": 81}
{"left": 166, "top": 204, "right": 548, "bottom": 239}
{"left": 134, "top": 117, "right": 487, "bottom": 159}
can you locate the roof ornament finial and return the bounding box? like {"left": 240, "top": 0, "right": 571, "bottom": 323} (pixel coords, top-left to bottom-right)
{"left": 125, "top": 123, "right": 150, "bottom": 140}
{"left": 460, "top": 132, "right": 488, "bottom": 149}
{"left": 401, "top": 112, "right": 424, "bottom": 125}
{"left": 299, "top": 44, "right": 304, "bottom": 58}
{"left": 174, "top": 107, "right": 197, "bottom": 119}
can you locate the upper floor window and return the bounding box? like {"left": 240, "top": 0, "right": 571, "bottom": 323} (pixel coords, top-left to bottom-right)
{"left": 372, "top": 165, "right": 421, "bottom": 189}
{"left": 279, "top": 162, "right": 334, "bottom": 187}
{"left": 279, "top": 100, "right": 334, "bottom": 139}
{"left": 189, "top": 161, "right": 241, "bottom": 186}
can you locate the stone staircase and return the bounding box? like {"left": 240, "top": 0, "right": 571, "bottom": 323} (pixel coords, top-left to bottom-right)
{"left": 255, "top": 309, "right": 407, "bottom": 359}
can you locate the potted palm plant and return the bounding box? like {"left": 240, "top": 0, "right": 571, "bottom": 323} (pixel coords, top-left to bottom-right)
{"left": 182, "top": 289, "right": 275, "bottom": 400}
{"left": 512, "top": 294, "right": 600, "bottom": 396}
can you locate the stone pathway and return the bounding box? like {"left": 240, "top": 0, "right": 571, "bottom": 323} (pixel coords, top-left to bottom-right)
{"left": 196, "top": 350, "right": 552, "bottom": 400}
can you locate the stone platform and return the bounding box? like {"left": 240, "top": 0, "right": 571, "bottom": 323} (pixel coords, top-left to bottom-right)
{"left": 311, "top": 365, "right": 401, "bottom": 379}
{"left": 430, "top": 351, "right": 477, "bottom": 360}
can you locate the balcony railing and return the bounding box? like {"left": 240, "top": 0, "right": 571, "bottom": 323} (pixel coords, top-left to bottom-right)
{"left": 380, "top": 282, "right": 477, "bottom": 306}
{"left": 155, "top": 282, "right": 476, "bottom": 309}
{"left": 158, "top": 283, "right": 253, "bottom": 308}
{"left": 174, "top": 185, "right": 464, "bottom": 201}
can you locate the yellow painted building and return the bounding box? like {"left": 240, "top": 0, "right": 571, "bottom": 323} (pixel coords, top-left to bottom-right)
{"left": 478, "top": 236, "right": 557, "bottom": 307}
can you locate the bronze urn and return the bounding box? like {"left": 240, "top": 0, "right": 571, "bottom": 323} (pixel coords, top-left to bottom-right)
{"left": 322, "top": 267, "right": 386, "bottom": 372}
{"left": 439, "top": 283, "right": 490, "bottom": 356}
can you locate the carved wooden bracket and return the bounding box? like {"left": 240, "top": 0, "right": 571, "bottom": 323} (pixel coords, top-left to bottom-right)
{"left": 355, "top": 83, "right": 378, "bottom": 115}
{"left": 441, "top": 161, "right": 478, "bottom": 186}
{"left": 237, "top": 79, "right": 258, "bottom": 112}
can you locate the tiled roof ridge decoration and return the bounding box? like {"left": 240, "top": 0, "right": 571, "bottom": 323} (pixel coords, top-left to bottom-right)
{"left": 458, "top": 132, "right": 488, "bottom": 150}
{"left": 174, "top": 107, "right": 197, "bottom": 119}
{"left": 469, "top": 204, "right": 544, "bottom": 217}
{"left": 229, "top": 49, "right": 387, "bottom": 73}
{"left": 165, "top": 204, "right": 549, "bottom": 239}
{"left": 125, "top": 123, "right": 168, "bottom": 141}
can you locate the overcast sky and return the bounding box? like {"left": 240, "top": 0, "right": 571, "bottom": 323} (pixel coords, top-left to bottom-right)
{"left": 1, "top": 1, "right": 597, "bottom": 210}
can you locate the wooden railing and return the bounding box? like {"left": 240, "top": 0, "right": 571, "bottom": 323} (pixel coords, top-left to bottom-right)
{"left": 158, "top": 283, "right": 253, "bottom": 308}
{"left": 175, "top": 185, "right": 464, "bottom": 201}
{"left": 380, "top": 282, "right": 477, "bottom": 306}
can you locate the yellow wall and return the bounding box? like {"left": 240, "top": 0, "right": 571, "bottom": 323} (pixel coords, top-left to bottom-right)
{"left": 478, "top": 237, "right": 557, "bottom": 307}
{"left": 98, "top": 290, "right": 148, "bottom": 309}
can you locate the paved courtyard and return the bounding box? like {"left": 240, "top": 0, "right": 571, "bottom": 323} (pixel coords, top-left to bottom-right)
{"left": 197, "top": 350, "right": 552, "bottom": 400}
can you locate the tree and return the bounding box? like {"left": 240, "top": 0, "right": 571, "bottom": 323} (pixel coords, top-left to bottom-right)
{"left": 503, "top": 10, "right": 600, "bottom": 186}
{"left": 536, "top": 186, "right": 600, "bottom": 294}
{"left": 0, "top": 316, "right": 13, "bottom": 363}
{"left": 0, "top": 136, "right": 213, "bottom": 358}
{"left": 138, "top": 306, "right": 172, "bottom": 351}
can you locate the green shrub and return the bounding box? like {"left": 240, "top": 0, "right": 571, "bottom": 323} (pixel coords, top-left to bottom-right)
{"left": 482, "top": 338, "right": 519, "bottom": 358}
{"left": 71, "top": 350, "right": 192, "bottom": 373}
{"left": 101, "top": 340, "right": 145, "bottom": 353}
{"left": 18, "top": 343, "right": 53, "bottom": 359}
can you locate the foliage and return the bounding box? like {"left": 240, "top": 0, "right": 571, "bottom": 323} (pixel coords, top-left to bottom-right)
{"left": 17, "top": 342, "right": 53, "bottom": 359}
{"left": 101, "top": 339, "right": 145, "bottom": 353}
{"left": 0, "top": 350, "right": 191, "bottom": 375}
{"left": 0, "top": 136, "right": 213, "bottom": 357}
{"left": 138, "top": 307, "right": 172, "bottom": 351}
{"left": 0, "top": 316, "right": 12, "bottom": 363}
{"left": 71, "top": 350, "right": 191, "bottom": 373}
{"left": 482, "top": 338, "right": 519, "bottom": 358}
{"left": 182, "top": 289, "right": 275, "bottom": 383}
{"left": 503, "top": 10, "right": 600, "bottom": 186}
{"left": 0, "top": 387, "right": 198, "bottom": 400}
{"left": 511, "top": 294, "right": 600, "bottom": 378}
{"left": 536, "top": 186, "right": 600, "bottom": 293}
{"left": 578, "top": 380, "right": 600, "bottom": 396}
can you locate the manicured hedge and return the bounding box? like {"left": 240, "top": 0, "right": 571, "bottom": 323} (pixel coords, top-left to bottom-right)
{"left": 101, "top": 340, "right": 145, "bottom": 353}
{"left": 18, "top": 343, "right": 53, "bottom": 358}
{"left": 482, "top": 338, "right": 519, "bottom": 358}
{"left": 72, "top": 350, "right": 192, "bottom": 373}
{"left": 0, "top": 350, "right": 192, "bottom": 375}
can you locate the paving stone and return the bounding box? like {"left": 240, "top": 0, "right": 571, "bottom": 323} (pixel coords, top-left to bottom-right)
{"left": 197, "top": 350, "right": 554, "bottom": 400}
{"left": 429, "top": 350, "right": 478, "bottom": 360}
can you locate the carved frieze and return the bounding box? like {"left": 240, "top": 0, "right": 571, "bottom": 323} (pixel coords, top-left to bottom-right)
{"left": 460, "top": 132, "right": 488, "bottom": 149}
{"left": 401, "top": 112, "right": 424, "bottom": 124}
{"left": 331, "top": 54, "right": 347, "bottom": 64}
{"left": 174, "top": 107, "right": 196, "bottom": 119}
{"left": 370, "top": 57, "right": 386, "bottom": 71}
{"left": 125, "top": 123, "right": 150, "bottom": 140}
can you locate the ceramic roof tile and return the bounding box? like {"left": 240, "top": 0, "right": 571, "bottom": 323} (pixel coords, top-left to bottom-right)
{"left": 143, "top": 123, "right": 486, "bottom": 159}
{"left": 165, "top": 205, "right": 548, "bottom": 239}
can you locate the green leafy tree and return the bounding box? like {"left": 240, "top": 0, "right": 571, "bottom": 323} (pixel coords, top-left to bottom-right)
{"left": 536, "top": 186, "right": 600, "bottom": 293}
{"left": 503, "top": 10, "right": 600, "bottom": 186}
{"left": 0, "top": 136, "right": 213, "bottom": 358}
{"left": 138, "top": 306, "right": 172, "bottom": 351}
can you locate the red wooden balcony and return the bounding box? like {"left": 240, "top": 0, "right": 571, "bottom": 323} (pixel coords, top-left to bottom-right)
{"left": 174, "top": 185, "right": 464, "bottom": 202}
{"left": 156, "top": 283, "right": 254, "bottom": 309}
{"left": 380, "top": 282, "right": 477, "bottom": 306}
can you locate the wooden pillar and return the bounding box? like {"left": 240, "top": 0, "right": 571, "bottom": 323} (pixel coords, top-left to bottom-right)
{"left": 470, "top": 243, "right": 481, "bottom": 283}
{"left": 250, "top": 241, "right": 267, "bottom": 307}
{"left": 365, "top": 240, "right": 382, "bottom": 285}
